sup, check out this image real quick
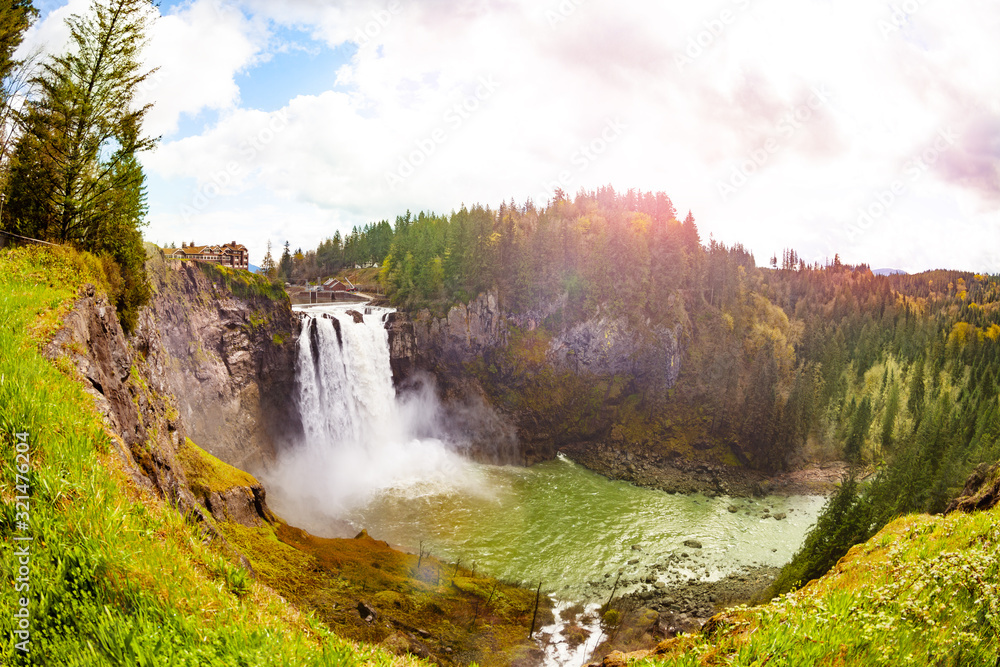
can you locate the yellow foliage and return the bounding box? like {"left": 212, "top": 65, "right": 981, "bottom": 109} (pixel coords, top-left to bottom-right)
{"left": 628, "top": 212, "right": 652, "bottom": 235}
{"left": 948, "top": 321, "right": 983, "bottom": 346}
{"left": 986, "top": 324, "right": 1000, "bottom": 342}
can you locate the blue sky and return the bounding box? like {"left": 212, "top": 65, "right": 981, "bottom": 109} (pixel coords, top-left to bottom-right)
{"left": 21, "top": 0, "right": 1000, "bottom": 272}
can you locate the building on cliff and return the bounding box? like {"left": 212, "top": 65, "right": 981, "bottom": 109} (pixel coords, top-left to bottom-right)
{"left": 169, "top": 242, "right": 249, "bottom": 270}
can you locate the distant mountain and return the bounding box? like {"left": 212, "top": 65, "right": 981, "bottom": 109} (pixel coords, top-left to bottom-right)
{"left": 874, "top": 268, "right": 908, "bottom": 276}
{"left": 249, "top": 264, "right": 261, "bottom": 274}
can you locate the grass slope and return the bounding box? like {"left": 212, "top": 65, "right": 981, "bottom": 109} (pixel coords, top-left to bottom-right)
{"left": 0, "top": 246, "right": 418, "bottom": 666}
{"left": 636, "top": 507, "right": 1000, "bottom": 666}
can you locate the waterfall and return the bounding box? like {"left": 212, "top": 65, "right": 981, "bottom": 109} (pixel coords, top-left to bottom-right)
{"left": 265, "top": 304, "right": 484, "bottom": 536}
{"left": 296, "top": 312, "right": 397, "bottom": 448}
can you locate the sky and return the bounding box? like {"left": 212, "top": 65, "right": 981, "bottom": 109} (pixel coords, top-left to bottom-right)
{"left": 20, "top": 0, "right": 1000, "bottom": 273}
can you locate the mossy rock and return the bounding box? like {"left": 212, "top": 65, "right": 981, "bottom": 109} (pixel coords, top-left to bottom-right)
{"left": 177, "top": 437, "right": 258, "bottom": 496}
{"left": 374, "top": 590, "right": 415, "bottom": 613}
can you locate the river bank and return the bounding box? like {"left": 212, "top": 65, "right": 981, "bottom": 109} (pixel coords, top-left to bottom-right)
{"left": 560, "top": 442, "right": 847, "bottom": 497}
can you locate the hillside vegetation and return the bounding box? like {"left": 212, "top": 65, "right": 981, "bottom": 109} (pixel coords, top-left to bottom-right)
{"left": 631, "top": 504, "right": 1000, "bottom": 666}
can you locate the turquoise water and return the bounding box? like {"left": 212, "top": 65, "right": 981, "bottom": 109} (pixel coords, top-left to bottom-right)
{"left": 342, "top": 455, "right": 825, "bottom": 600}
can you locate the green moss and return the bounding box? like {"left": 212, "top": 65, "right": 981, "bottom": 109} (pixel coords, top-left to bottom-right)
{"left": 177, "top": 437, "right": 258, "bottom": 495}
{"left": 247, "top": 309, "right": 268, "bottom": 330}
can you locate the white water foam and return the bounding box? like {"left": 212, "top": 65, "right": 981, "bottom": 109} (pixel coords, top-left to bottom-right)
{"left": 265, "top": 304, "right": 487, "bottom": 536}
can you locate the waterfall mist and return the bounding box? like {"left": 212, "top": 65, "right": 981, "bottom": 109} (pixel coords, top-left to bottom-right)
{"left": 264, "top": 305, "right": 497, "bottom": 537}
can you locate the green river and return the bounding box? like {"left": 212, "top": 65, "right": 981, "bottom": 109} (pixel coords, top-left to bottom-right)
{"left": 341, "top": 454, "right": 825, "bottom": 601}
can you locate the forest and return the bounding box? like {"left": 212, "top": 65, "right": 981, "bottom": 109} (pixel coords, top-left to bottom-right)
{"left": 301, "top": 186, "right": 1000, "bottom": 593}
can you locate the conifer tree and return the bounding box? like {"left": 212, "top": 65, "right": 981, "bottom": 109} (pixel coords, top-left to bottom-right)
{"left": 7, "top": 0, "right": 157, "bottom": 243}
{"left": 0, "top": 1, "right": 37, "bottom": 170}
{"left": 279, "top": 240, "right": 292, "bottom": 280}
{"left": 4, "top": 0, "right": 157, "bottom": 331}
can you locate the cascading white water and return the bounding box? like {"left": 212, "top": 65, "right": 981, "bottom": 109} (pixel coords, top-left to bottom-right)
{"left": 265, "top": 304, "right": 486, "bottom": 536}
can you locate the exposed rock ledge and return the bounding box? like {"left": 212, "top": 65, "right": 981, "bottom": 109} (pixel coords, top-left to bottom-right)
{"left": 946, "top": 462, "right": 1000, "bottom": 514}
{"left": 561, "top": 442, "right": 846, "bottom": 497}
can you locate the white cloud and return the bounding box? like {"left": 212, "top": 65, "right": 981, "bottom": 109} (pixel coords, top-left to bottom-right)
{"left": 139, "top": 0, "right": 266, "bottom": 137}
{"left": 35, "top": 0, "right": 1000, "bottom": 272}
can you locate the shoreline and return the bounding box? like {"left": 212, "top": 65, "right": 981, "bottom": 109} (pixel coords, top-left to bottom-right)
{"left": 559, "top": 442, "right": 847, "bottom": 498}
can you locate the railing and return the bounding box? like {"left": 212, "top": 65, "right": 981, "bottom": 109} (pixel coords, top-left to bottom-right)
{"left": 0, "top": 230, "right": 61, "bottom": 248}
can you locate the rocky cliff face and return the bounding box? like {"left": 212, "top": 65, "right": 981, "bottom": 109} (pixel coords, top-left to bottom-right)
{"left": 386, "top": 291, "right": 684, "bottom": 464}
{"left": 946, "top": 462, "right": 1000, "bottom": 514}
{"left": 410, "top": 292, "right": 508, "bottom": 369}
{"left": 548, "top": 317, "right": 682, "bottom": 398}
{"left": 45, "top": 252, "right": 298, "bottom": 532}
{"left": 146, "top": 254, "right": 301, "bottom": 473}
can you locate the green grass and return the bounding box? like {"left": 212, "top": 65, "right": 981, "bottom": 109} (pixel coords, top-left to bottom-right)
{"left": 638, "top": 509, "right": 1000, "bottom": 666}
{"left": 0, "top": 245, "right": 418, "bottom": 666}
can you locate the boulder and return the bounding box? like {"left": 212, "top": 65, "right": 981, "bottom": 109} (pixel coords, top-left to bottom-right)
{"left": 357, "top": 600, "right": 377, "bottom": 622}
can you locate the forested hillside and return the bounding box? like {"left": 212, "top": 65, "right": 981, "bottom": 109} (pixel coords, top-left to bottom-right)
{"left": 303, "top": 187, "right": 1000, "bottom": 593}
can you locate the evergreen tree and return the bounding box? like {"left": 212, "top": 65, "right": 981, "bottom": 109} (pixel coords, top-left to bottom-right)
{"left": 0, "top": 1, "right": 37, "bottom": 170}
{"left": 881, "top": 380, "right": 900, "bottom": 451}
{"left": 278, "top": 240, "right": 292, "bottom": 280}
{"left": 908, "top": 356, "right": 926, "bottom": 418}
{"left": 7, "top": 0, "right": 157, "bottom": 243}
{"left": 845, "top": 396, "right": 872, "bottom": 462}
{"left": 3, "top": 0, "right": 157, "bottom": 332}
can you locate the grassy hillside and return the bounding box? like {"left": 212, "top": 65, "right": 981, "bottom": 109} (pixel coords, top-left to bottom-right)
{"left": 0, "top": 246, "right": 419, "bottom": 665}
{"left": 628, "top": 505, "right": 1000, "bottom": 666}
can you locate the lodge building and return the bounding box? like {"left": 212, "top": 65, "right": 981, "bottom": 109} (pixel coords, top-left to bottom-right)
{"left": 169, "top": 242, "right": 249, "bottom": 270}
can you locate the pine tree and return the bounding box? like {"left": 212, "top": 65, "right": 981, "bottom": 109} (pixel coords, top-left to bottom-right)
{"left": 0, "top": 1, "right": 37, "bottom": 170}
{"left": 4, "top": 0, "right": 157, "bottom": 332}
{"left": 7, "top": 0, "right": 157, "bottom": 244}
{"left": 278, "top": 240, "right": 292, "bottom": 280}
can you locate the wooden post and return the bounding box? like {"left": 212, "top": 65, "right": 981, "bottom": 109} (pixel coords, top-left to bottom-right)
{"left": 486, "top": 581, "right": 499, "bottom": 607}
{"left": 470, "top": 599, "right": 480, "bottom": 629}
{"left": 529, "top": 581, "right": 542, "bottom": 639}
{"left": 603, "top": 572, "right": 622, "bottom": 613}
